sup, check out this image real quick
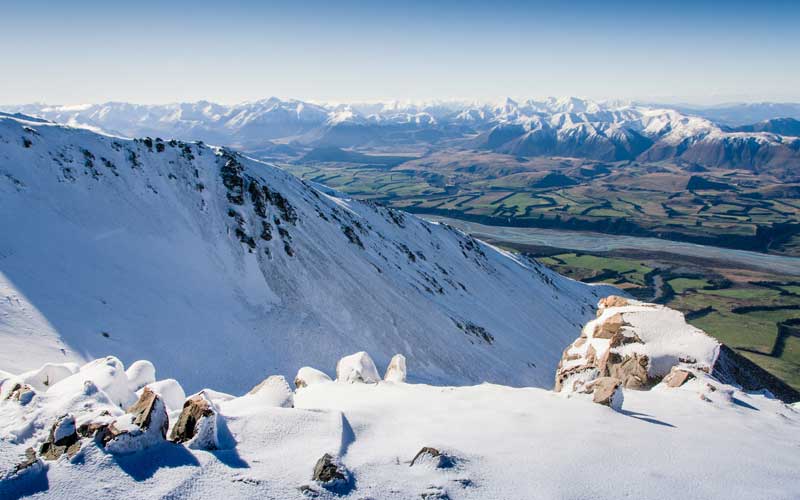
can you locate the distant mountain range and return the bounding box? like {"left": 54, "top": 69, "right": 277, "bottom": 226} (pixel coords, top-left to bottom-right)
{"left": 5, "top": 97, "right": 800, "bottom": 176}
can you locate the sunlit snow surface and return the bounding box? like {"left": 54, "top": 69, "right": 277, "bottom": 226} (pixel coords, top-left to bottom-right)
{"left": 0, "top": 356, "right": 798, "bottom": 500}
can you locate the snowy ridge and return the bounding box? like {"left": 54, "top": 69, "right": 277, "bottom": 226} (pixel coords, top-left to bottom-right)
{"left": 0, "top": 113, "right": 613, "bottom": 394}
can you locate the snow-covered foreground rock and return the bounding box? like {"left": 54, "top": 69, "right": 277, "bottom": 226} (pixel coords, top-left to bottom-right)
{"left": 1, "top": 352, "right": 799, "bottom": 500}
{"left": 0, "top": 112, "right": 613, "bottom": 393}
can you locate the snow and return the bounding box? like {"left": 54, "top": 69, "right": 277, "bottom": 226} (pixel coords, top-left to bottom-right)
{"left": 229, "top": 375, "right": 294, "bottom": 411}
{"left": 140, "top": 379, "right": 185, "bottom": 413}
{"left": 294, "top": 366, "right": 333, "bottom": 388}
{"left": 125, "top": 360, "right": 156, "bottom": 392}
{"left": 336, "top": 352, "right": 381, "bottom": 384}
{"left": 1, "top": 355, "right": 798, "bottom": 499}
{"left": 17, "top": 363, "right": 79, "bottom": 392}
{"left": 47, "top": 357, "right": 135, "bottom": 408}
{"left": 384, "top": 354, "right": 407, "bottom": 382}
{"left": 51, "top": 414, "right": 76, "bottom": 442}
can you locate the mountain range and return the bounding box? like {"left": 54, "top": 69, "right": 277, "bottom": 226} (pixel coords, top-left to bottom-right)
{"left": 6, "top": 98, "right": 800, "bottom": 177}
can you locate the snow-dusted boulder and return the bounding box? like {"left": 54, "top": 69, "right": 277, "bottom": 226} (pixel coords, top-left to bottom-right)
{"left": 18, "top": 363, "right": 79, "bottom": 391}
{"left": 141, "top": 379, "right": 186, "bottom": 412}
{"left": 101, "top": 387, "right": 169, "bottom": 454}
{"left": 247, "top": 375, "right": 294, "bottom": 408}
{"left": 48, "top": 357, "right": 135, "bottom": 408}
{"left": 170, "top": 391, "right": 219, "bottom": 450}
{"left": 294, "top": 367, "right": 332, "bottom": 389}
{"left": 4, "top": 383, "right": 35, "bottom": 405}
{"left": 312, "top": 453, "right": 351, "bottom": 491}
{"left": 336, "top": 352, "right": 380, "bottom": 384}
{"left": 126, "top": 360, "right": 156, "bottom": 392}
{"left": 556, "top": 298, "right": 719, "bottom": 394}
{"left": 384, "top": 354, "right": 407, "bottom": 383}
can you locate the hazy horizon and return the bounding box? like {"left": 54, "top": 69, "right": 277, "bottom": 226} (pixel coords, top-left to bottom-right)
{"left": 4, "top": 0, "right": 799, "bottom": 105}
{"left": 6, "top": 95, "right": 800, "bottom": 109}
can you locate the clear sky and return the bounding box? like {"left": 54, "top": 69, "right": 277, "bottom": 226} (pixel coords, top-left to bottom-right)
{"left": 2, "top": 0, "right": 799, "bottom": 105}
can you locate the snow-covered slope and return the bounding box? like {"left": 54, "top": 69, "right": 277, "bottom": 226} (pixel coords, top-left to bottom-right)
{"left": 0, "top": 113, "right": 614, "bottom": 394}
{"left": 1, "top": 353, "right": 798, "bottom": 500}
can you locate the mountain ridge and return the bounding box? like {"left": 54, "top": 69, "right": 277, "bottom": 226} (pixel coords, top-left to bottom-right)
{"left": 6, "top": 98, "right": 800, "bottom": 176}
{"left": 0, "top": 113, "right": 614, "bottom": 394}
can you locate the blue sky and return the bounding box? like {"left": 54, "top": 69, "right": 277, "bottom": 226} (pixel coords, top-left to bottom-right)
{"left": 2, "top": 0, "right": 798, "bottom": 104}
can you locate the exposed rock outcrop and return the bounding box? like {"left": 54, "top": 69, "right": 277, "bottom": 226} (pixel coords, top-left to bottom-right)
{"left": 597, "top": 295, "right": 629, "bottom": 312}
{"left": 556, "top": 297, "right": 719, "bottom": 399}
{"left": 384, "top": 354, "right": 407, "bottom": 383}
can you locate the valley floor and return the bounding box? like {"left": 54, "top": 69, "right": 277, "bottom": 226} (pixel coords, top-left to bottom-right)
{"left": 3, "top": 377, "right": 799, "bottom": 499}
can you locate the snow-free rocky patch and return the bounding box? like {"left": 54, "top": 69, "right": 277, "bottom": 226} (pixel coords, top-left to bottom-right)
{"left": 2, "top": 343, "right": 799, "bottom": 499}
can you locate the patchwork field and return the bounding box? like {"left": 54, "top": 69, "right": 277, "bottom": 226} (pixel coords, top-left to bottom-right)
{"left": 278, "top": 149, "right": 800, "bottom": 256}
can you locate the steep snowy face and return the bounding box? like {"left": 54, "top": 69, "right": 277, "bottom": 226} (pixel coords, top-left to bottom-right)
{"left": 0, "top": 114, "right": 610, "bottom": 393}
